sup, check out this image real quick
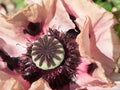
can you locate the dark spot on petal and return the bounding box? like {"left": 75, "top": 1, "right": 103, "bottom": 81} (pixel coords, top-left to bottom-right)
{"left": 7, "top": 57, "right": 19, "bottom": 70}
{"left": 69, "top": 14, "right": 76, "bottom": 21}
{"left": 75, "top": 25, "right": 81, "bottom": 34}
{"left": 0, "top": 49, "right": 19, "bottom": 70}
{"left": 24, "top": 22, "right": 42, "bottom": 36}
{"left": 89, "top": 34, "right": 91, "bottom": 38}
{"left": 0, "top": 49, "right": 10, "bottom": 60}
{"left": 68, "top": 14, "right": 81, "bottom": 37}
{"left": 0, "top": 3, "right": 8, "bottom": 13}
{"left": 87, "top": 63, "right": 98, "bottom": 75}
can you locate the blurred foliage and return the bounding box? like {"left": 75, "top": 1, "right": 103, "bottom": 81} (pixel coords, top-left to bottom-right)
{"left": 12, "top": 0, "right": 27, "bottom": 9}
{"left": 93, "top": 0, "right": 113, "bottom": 11}
{"left": 114, "top": 24, "right": 120, "bottom": 38}
{"left": 94, "top": 0, "right": 120, "bottom": 11}
{"left": 114, "top": 10, "right": 120, "bottom": 21}
{"left": 111, "top": 0, "right": 120, "bottom": 10}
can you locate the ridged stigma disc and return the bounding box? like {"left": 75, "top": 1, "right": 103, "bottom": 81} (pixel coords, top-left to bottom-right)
{"left": 31, "top": 35, "right": 65, "bottom": 70}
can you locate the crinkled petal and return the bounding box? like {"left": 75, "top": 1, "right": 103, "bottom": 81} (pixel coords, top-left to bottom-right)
{"left": 61, "top": 0, "right": 108, "bottom": 25}
{"left": 25, "top": 0, "right": 42, "bottom": 5}
{"left": 29, "top": 78, "right": 52, "bottom": 90}
{"left": 26, "top": 0, "right": 75, "bottom": 32}
{"left": 0, "top": 15, "right": 27, "bottom": 56}
{"left": 76, "top": 17, "right": 115, "bottom": 87}
{"left": 62, "top": 0, "right": 120, "bottom": 61}
{"left": 48, "top": 0, "right": 75, "bottom": 32}
{"left": 0, "top": 71, "right": 26, "bottom": 90}
{"left": 0, "top": 59, "right": 30, "bottom": 90}
{"left": 93, "top": 13, "right": 120, "bottom": 61}
{"left": 0, "top": 3, "right": 55, "bottom": 56}
{"left": 0, "top": 0, "right": 75, "bottom": 57}
{"left": 61, "top": 0, "right": 120, "bottom": 87}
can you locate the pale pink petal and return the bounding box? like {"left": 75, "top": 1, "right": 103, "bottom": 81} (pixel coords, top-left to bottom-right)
{"left": 93, "top": 14, "right": 120, "bottom": 61}
{"left": 29, "top": 78, "right": 52, "bottom": 90}
{"left": 61, "top": 0, "right": 107, "bottom": 25}
{"left": 23, "top": 0, "right": 56, "bottom": 24}
{"left": 76, "top": 17, "right": 115, "bottom": 87}
{"left": 0, "top": 15, "right": 27, "bottom": 56}
{"left": 0, "top": 0, "right": 74, "bottom": 57}
{"left": 25, "top": 0, "right": 41, "bottom": 5}
{"left": 0, "top": 2, "right": 56, "bottom": 56}
{"left": 61, "top": 0, "right": 120, "bottom": 87}
{"left": 62, "top": 0, "right": 120, "bottom": 61}
{"left": 25, "top": 0, "right": 75, "bottom": 32}
{"left": 0, "top": 60, "right": 30, "bottom": 90}
{"left": 0, "top": 71, "right": 25, "bottom": 90}
{"left": 48, "top": 0, "right": 75, "bottom": 32}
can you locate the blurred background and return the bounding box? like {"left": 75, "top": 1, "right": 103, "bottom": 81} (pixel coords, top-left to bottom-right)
{"left": 0, "top": 0, "right": 27, "bottom": 14}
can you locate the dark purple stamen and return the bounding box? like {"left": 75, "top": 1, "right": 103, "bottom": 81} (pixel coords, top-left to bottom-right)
{"left": 66, "top": 29, "right": 80, "bottom": 39}
{"left": 23, "top": 22, "right": 42, "bottom": 36}
{"left": 22, "top": 67, "right": 41, "bottom": 83}
{"left": 17, "top": 56, "right": 41, "bottom": 83}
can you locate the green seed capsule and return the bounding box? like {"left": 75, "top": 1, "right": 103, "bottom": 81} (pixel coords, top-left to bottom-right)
{"left": 31, "top": 35, "right": 65, "bottom": 70}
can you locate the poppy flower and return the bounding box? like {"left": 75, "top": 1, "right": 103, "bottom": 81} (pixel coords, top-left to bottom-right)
{"left": 0, "top": 0, "right": 120, "bottom": 90}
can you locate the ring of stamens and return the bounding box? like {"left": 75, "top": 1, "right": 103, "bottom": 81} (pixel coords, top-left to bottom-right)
{"left": 31, "top": 35, "right": 65, "bottom": 70}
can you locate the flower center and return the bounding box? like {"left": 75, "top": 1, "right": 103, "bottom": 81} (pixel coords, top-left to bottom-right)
{"left": 31, "top": 35, "right": 65, "bottom": 70}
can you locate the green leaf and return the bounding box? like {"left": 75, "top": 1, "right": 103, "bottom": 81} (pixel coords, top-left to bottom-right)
{"left": 99, "top": 2, "right": 112, "bottom": 11}
{"left": 12, "top": 0, "right": 27, "bottom": 8}
{"left": 94, "top": 0, "right": 112, "bottom": 11}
